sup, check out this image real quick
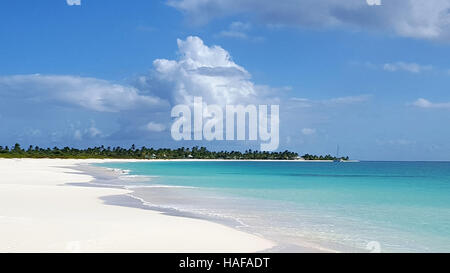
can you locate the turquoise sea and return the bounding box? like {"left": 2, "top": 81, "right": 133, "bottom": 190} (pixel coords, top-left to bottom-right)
{"left": 96, "top": 161, "right": 450, "bottom": 252}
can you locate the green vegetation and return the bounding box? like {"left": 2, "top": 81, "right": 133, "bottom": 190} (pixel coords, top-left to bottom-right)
{"left": 302, "top": 153, "right": 349, "bottom": 161}
{"left": 0, "top": 143, "right": 348, "bottom": 161}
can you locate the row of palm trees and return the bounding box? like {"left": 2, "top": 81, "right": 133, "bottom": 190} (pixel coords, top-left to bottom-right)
{"left": 302, "top": 153, "right": 349, "bottom": 161}
{"left": 0, "top": 144, "right": 298, "bottom": 160}
{"left": 0, "top": 144, "right": 347, "bottom": 160}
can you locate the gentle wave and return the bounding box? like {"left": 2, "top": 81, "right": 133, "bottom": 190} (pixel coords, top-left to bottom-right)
{"left": 94, "top": 161, "right": 450, "bottom": 252}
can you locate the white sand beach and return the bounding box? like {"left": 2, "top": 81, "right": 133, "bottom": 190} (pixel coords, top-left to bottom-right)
{"left": 0, "top": 158, "right": 275, "bottom": 253}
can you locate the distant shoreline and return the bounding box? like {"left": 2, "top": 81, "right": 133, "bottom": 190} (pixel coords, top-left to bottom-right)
{"left": 0, "top": 157, "right": 359, "bottom": 162}
{"left": 0, "top": 144, "right": 349, "bottom": 161}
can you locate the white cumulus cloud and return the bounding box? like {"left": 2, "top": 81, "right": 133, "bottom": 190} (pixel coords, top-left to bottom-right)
{"left": 366, "top": 0, "right": 382, "bottom": 6}
{"left": 144, "top": 36, "right": 260, "bottom": 105}
{"left": 71, "top": 121, "right": 103, "bottom": 141}
{"left": 145, "top": 122, "right": 166, "bottom": 132}
{"left": 412, "top": 98, "right": 450, "bottom": 109}
{"left": 218, "top": 21, "right": 252, "bottom": 39}
{"left": 66, "top": 0, "right": 81, "bottom": 6}
{"left": 383, "top": 62, "right": 432, "bottom": 73}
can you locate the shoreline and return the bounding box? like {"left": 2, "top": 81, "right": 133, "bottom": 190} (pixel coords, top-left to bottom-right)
{"left": 0, "top": 157, "right": 360, "bottom": 162}
{"left": 0, "top": 158, "right": 275, "bottom": 253}
{"left": 86, "top": 160, "right": 340, "bottom": 253}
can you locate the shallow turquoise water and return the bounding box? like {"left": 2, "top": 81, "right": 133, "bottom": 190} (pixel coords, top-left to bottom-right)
{"left": 97, "top": 161, "right": 450, "bottom": 252}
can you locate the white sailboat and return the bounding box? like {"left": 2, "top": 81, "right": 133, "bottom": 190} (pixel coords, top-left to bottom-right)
{"left": 334, "top": 145, "right": 344, "bottom": 162}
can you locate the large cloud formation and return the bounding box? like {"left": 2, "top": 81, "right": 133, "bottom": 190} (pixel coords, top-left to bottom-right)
{"left": 140, "top": 36, "right": 260, "bottom": 106}
{"left": 0, "top": 37, "right": 261, "bottom": 111}
{"left": 0, "top": 37, "right": 277, "bottom": 146}
{"left": 0, "top": 37, "right": 269, "bottom": 115}
{"left": 168, "top": 0, "right": 450, "bottom": 41}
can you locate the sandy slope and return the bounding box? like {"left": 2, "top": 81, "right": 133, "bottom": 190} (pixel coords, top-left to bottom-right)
{"left": 0, "top": 158, "right": 274, "bottom": 252}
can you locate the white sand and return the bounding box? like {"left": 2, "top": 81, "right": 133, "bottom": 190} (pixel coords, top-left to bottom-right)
{"left": 0, "top": 158, "right": 275, "bottom": 253}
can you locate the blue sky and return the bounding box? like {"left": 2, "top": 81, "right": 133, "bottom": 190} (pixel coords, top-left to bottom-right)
{"left": 1, "top": 0, "right": 450, "bottom": 160}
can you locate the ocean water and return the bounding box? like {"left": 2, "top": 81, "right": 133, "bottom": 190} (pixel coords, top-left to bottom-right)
{"left": 95, "top": 161, "right": 450, "bottom": 252}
